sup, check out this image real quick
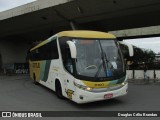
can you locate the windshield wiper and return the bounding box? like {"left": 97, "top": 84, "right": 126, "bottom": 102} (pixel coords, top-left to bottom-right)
{"left": 94, "top": 60, "right": 103, "bottom": 78}
{"left": 94, "top": 41, "right": 110, "bottom": 78}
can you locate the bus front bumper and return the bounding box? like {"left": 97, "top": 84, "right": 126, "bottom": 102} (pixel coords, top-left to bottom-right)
{"left": 74, "top": 83, "right": 128, "bottom": 104}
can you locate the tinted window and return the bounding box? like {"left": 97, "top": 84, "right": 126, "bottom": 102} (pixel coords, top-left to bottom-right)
{"left": 29, "top": 38, "right": 59, "bottom": 61}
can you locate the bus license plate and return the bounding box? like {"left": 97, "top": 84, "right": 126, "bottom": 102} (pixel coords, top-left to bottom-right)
{"left": 104, "top": 93, "right": 113, "bottom": 99}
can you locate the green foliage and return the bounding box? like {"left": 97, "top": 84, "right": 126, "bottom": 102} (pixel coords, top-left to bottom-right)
{"left": 132, "top": 47, "right": 155, "bottom": 63}
{"left": 120, "top": 44, "right": 156, "bottom": 64}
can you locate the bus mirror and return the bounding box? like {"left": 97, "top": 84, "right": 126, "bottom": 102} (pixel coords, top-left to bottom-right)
{"left": 67, "top": 41, "right": 77, "bottom": 58}
{"left": 119, "top": 41, "right": 134, "bottom": 57}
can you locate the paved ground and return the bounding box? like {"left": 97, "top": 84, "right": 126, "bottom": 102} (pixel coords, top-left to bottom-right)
{"left": 0, "top": 75, "right": 160, "bottom": 112}
{"left": 0, "top": 75, "right": 160, "bottom": 120}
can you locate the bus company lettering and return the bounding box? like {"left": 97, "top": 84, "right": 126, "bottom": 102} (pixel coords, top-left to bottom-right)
{"left": 94, "top": 83, "right": 105, "bottom": 87}
{"left": 32, "top": 63, "right": 40, "bottom": 68}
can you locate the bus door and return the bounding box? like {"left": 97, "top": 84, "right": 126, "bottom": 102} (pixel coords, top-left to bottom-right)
{"left": 63, "top": 47, "right": 76, "bottom": 100}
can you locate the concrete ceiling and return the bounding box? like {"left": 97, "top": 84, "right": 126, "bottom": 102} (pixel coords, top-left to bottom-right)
{"left": 1, "top": 0, "right": 160, "bottom": 42}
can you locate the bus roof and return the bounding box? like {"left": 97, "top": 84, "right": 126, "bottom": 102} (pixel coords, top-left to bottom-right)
{"left": 58, "top": 30, "right": 116, "bottom": 39}
{"left": 30, "top": 30, "right": 116, "bottom": 51}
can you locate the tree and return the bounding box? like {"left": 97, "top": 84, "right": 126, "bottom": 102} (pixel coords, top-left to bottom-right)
{"left": 142, "top": 49, "right": 155, "bottom": 63}
{"left": 120, "top": 44, "right": 156, "bottom": 69}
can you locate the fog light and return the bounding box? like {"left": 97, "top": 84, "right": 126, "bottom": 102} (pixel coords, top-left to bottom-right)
{"left": 80, "top": 95, "right": 83, "bottom": 100}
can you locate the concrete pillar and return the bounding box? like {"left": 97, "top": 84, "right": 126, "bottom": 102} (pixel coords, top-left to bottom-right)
{"left": 0, "top": 51, "right": 2, "bottom": 70}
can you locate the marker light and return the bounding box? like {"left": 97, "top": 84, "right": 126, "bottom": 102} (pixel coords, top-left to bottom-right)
{"left": 122, "top": 79, "right": 128, "bottom": 86}
{"left": 86, "top": 87, "right": 92, "bottom": 91}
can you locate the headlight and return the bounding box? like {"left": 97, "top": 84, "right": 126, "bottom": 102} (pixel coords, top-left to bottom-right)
{"left": 74, "top": 82, "right": 92, "bottom": 91}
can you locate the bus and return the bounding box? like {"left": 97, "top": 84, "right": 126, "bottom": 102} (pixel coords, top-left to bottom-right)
{"left": 29, "top": 30, "right": 133, "bottom": 104}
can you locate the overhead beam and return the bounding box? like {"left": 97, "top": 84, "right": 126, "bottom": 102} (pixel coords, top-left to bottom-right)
{"left": 108, "top": 25, "right": 160, "bottom": 39}
{"left": 0, "top": 0, "right": 69, "bottom": 21}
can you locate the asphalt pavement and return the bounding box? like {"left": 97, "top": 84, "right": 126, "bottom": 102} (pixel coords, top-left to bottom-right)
{"left": 1, "top": 75, "right": 160, "bottom": 120}
{"left": 0, "top": 75, "right": 160, "bottom": 112}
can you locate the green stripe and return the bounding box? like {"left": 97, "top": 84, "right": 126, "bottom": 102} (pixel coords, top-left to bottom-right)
{"left": 116, "top": 76, "right": 126, "bottom": 84}
{"left": 109, "top": 80, "right": 118, "bottom": 86}
{"left": 42, "top": 60, "right": 51, "bottom": 82}
{"left": 39, "top": 61, "right": 46, "bottom": 80}
{"left": 108, "top": 76, "right": 126, "bottom": 86}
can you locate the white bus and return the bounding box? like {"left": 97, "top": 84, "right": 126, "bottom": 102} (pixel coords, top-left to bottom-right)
{"left": 29, "top": 30, "right": 133, "bottom": 103}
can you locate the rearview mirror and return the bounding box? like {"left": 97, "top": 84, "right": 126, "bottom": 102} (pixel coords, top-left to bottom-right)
{"left": 119, "top": 41, "right": 134, "bottom": 57}
{"left": 66, "top": 41, "right": 77, "bottom": 58}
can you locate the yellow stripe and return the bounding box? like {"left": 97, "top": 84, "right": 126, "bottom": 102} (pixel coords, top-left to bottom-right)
{"left": 30, "top": 39, "right": 48, "bottom": 51}
{"left": 58, "top": 30, "right": 116, "bottom": 39}
{"left": 29, "top": 61, "right": 42, "bottom": 81}
{"left": 82, "top": 80, "right": 110, "bottom": 88}
{"left": 30, "top": 30, "right": 116, "bottom": 51}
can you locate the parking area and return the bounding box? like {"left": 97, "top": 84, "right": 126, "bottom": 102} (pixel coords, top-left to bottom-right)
{"left": 0, "top": 75, "right": 160, "bottom": 111}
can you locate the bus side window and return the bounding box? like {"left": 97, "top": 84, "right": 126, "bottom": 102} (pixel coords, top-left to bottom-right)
{"left": 29, "top": 38, "right": 59, "bottom": 61}
{"left": 50, "top": 40, "right": 59, "bottom": 59}
{"left": 37, "top": 39, "right": 59, "bottom": 60}
{"left": 30, "top": 49, "right": 40, "bottom": 61}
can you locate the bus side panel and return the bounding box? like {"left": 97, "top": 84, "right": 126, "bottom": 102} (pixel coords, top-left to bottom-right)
{"left": 44, "top": 59, "right": 60, "bottom": 91}
{"left": 29, "top": 61, "right": 47, "bottom": 82}
{"left": 29, "top": 61, "right": 34, "bottom": 80}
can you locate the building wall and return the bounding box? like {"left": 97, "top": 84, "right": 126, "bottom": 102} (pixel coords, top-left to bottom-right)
{"left": 127, "top": 70, "right": 160, "bottom": 79}
{"left": 0, "top": 40, "right": 30, "bottom": 69}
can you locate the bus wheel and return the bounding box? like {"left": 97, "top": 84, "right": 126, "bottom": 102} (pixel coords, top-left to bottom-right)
{"left": 55, "top": 80, "right": 64, "bottom": 99}
{"left": 33, "top": 74, "right": 38, "bottom": 85}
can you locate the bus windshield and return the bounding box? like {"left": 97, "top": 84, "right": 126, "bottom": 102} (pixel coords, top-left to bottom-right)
{"left": 73, "top": 39, "right": 125, "bottom": 78}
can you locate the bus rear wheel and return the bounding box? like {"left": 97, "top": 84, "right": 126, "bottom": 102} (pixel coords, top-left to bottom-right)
{"left": 55, "top": 80, "right": 64, "bottom": 99}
